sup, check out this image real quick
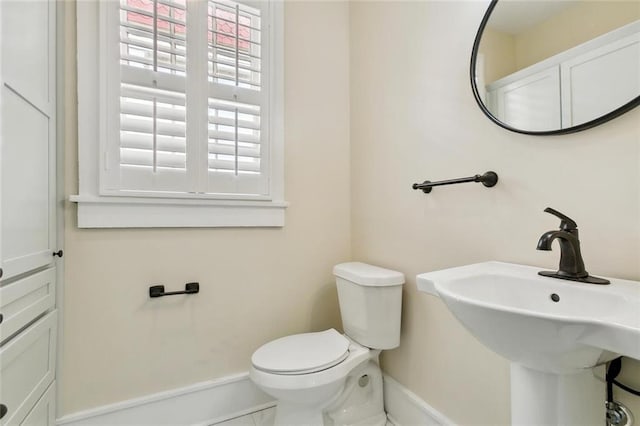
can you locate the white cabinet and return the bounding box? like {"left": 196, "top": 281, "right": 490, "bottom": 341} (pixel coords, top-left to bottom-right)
{"left": 0, "top": 268, "right": 56, "bottom": 342}
{"left": 487, "top": 23, "right": 640, "bottom": 131}
{"left": 0, "top": 312, "right": 57, "bottom": 426}
{"left": 1, "top": 1, "right": 58, "bottom": 425}
{"left": 1, "top": 0, "right": 57, "bottom": 281}
{"left": 561, "top": 32, "right": 640, "bottom": 127}
{"left": 489, "top": 66, "right": 561, "bottom": 132}
{"left": 21, "top": 383, "right": 55, "bottom": 426}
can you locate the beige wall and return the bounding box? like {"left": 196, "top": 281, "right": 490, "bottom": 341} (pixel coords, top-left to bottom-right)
{"left": 516, "top": 1, "right": 640, "bottom": 70}
{"left": 477, "top": 28, "right": 516, "bottom": 83}
{"left": 515, "top": 0, "right": 640, "bottom": 69}
{"left": 60, "top": 1, "right": 351, "bottom": 415}
{"left": 350, "top": 1, "right": 640, "bottom": 425}
{"left": 480, "top": 2, "right": 640, "bottom": 84}
{"left": 61, "top": 0, "right": 640, "bottom": 423}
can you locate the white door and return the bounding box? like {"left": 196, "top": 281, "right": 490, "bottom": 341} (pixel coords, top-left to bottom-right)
{"left": 561, "top": 32, "right": 640, "bottom": 127}
{"left": 1, "top": 0, "right": 57, "bottom": 281}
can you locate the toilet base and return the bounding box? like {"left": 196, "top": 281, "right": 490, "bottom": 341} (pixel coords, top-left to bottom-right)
{"left": 270, "top": 359, "right": 387, "bottom": 426}
{"left": 325, "top": 360, "right": 386, "bottom": 426}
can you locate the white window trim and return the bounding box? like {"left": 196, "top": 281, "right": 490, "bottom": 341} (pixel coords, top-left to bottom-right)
{"left": 71, "top": 0, "right": 286, "bottom": 228}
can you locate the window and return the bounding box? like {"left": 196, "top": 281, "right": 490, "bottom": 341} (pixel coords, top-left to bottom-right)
{"left": 73, "top": 0, "right": 285, "bottom": 228}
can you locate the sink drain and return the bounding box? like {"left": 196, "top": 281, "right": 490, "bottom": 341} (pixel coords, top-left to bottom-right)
{"left": 607, "top": 401, "right": 633, "bottom": 426}
{"left": 550, "top": 293, "right": 560, "bottom": 302}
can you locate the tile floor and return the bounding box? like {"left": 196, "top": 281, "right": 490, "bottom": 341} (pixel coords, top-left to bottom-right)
{"left": 212, "top": 407, "right": 394, "bottom": 426}
{"left": 212, "top": 407, "right": 276, "bottom": 426}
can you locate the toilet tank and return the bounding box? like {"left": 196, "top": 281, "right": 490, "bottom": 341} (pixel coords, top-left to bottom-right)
{"left": 333, "top": 262, "right": 405, "bottom": 350}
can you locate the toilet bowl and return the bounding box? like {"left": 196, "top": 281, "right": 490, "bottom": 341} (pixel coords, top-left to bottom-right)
{"left": 250, "top": 330, "right": 385, "bottom": 426}
{"left": 249, "top": 263, "right": 404, "bottom": 426}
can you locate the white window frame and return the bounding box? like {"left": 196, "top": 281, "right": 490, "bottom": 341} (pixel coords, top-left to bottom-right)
{"left": 71, "top": 0, "right": 286, "bottom": 228}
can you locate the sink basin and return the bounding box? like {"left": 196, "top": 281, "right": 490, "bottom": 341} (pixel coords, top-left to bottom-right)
{"left": 417, "top": 262, "right": 640, "bottom": 373}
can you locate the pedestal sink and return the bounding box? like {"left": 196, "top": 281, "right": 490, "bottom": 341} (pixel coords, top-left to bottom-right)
{"left": 417, "top": 262, "right": 640, "bottom": 425}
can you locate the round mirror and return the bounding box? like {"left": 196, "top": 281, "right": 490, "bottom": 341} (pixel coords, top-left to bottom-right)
{"left": 471, "top": 0, "right": 640, "bottom": 135}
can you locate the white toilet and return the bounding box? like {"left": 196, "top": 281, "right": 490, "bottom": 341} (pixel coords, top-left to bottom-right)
{"left": 249, "top": 262, "right": 404, "bottom": 426}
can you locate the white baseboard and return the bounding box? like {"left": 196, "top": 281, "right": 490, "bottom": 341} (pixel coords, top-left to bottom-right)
{"left": 383, "top": 374, "right": 455, "bottom": 426}
{"left": 56, "top": 372, "right": 275, "bottom": 426}
{"left": 56, "top": 371, "right": 453, "bottom": 426}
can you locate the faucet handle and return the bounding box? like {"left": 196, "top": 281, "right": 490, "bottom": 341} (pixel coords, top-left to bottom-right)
{"left": 544, "top": 207, "right": 578, "bottom": 231}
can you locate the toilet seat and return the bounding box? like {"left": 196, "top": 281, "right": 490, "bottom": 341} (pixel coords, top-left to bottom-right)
{"left": 252, "top": 329, "right": 350, "bottom": 375}
{"left": 250, "top": 337, "right": 372, "bottom": 395}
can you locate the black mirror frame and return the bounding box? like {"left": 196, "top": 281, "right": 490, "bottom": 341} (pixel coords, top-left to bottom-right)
{"left": 470, "top": 0, "right": 640, "bottom": 136}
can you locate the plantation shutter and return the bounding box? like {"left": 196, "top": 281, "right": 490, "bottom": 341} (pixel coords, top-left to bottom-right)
{"left": 116, "top": 0, "right": 190, "bottom": 193}
{"left": 206, "top": 0, "right": 269, "bottom": 195}
{"left": 106, "top": 0, "right": 269, "bottom": 197}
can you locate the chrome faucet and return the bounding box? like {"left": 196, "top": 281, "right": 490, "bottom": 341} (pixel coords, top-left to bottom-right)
{"left": 536, "top": 207, "right": 610, "bottom": 285}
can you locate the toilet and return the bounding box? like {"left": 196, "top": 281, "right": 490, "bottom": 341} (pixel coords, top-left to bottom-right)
{"left": 249, "top": 262, "right": 404, "bottom": 426}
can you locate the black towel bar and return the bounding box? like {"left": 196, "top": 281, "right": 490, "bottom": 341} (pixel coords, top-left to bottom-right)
{"left": 412, "top": 171, "right": 498, "bottom": 194}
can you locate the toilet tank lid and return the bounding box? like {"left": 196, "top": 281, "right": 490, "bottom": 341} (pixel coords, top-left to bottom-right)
{"left": 333, "top": 262, "right": 405, "bottom": 287}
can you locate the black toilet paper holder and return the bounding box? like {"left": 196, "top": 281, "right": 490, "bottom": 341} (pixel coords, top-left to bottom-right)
{"left": 149, "top": 282, "right": 199, "bottom": 298}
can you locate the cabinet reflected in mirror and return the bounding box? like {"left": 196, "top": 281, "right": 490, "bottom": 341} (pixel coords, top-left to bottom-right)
{"left": 471, "top": 0, "right": 640, "bottom": 135}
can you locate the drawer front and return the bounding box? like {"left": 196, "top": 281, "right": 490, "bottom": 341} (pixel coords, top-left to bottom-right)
{"left": 0, "top": 311, "right": 57, "bottom": 426}
{"left": 20, "top": 382, "right": 55, "bottom": 426}
{"left": 0, "top": 268, "right": 56, "bottom": 342}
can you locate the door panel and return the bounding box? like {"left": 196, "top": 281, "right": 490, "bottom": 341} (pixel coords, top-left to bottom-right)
{"left": 494, "top": 66, "right": 562, "bottom": 132}
{"left": 1, "top": 0, "right": 56, "bottom": 281}
{"left": 562, "top": 32, "right": 640, "bottom": 127}
{"left": 0, "top": 311, "right": 57, "bottom": 426}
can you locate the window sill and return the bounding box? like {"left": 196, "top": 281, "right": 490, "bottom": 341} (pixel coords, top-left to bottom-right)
{"left": 69, "top": 195, "right": 288, "bottom": 228}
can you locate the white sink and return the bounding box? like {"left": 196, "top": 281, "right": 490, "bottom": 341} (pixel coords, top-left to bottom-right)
{"left": 417, "top": 261, "right": 640, "bottom": 374}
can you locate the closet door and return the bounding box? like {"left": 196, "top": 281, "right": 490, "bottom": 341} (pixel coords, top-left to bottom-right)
{"left": 0, "top": 0, "right": 57, "bottom": 281}
{"left": 561, "top": 32, "right": 640, "bottom": 127}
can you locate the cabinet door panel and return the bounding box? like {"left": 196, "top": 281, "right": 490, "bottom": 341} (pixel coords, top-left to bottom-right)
{"left": 0, "top": 267, "right": 56, "bottom": 342}
{"left": 0, "top": 0, "right": 56, "bottom": 280}
{"left": 0, "top": 311, "right": 56, "bottom": 426}
{"left": 562, "top": 32, "right": 640, "bottom": 127}
{"left": 20, "top": 382, "right": 55, "bottom": 426}
{"left": 493, "top": 66, "right": 561, "bottom": 132}
{"left": 1, "top": 0, "right": 50, "bottom": 108}
{"left": 1, "top": 88, "right": 52, "bottom": 278}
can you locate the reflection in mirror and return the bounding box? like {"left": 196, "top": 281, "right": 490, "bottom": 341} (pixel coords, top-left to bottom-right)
{"left": 471, "top": 0, "right": 640, "bottom": 135}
